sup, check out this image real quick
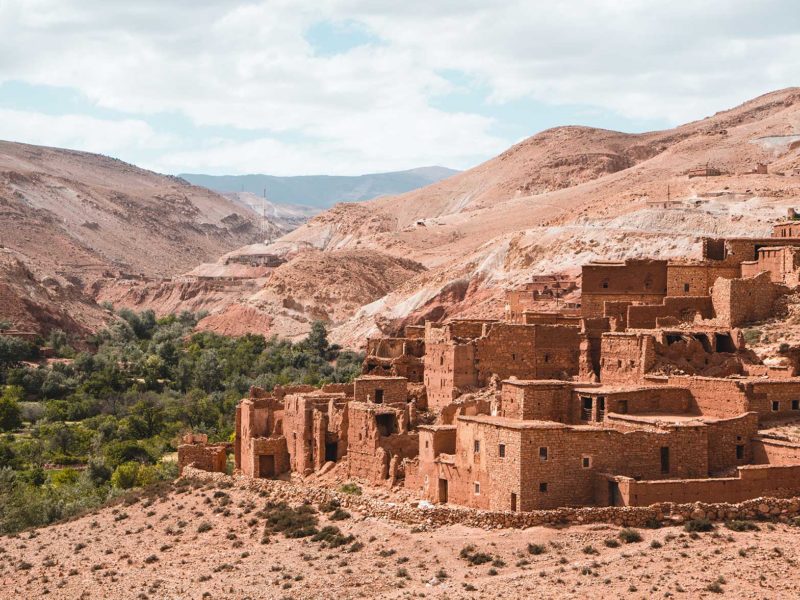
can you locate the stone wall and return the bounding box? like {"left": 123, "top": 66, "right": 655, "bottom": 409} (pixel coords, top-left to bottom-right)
{"left": 666, "top": 263, "right": 740, "bottom": 297}
{"left": 711, "top": 271, "right": 787, "bottom": 327}
{"left": 626, "top": 296, "right": 713, "bottom": 329}
{"left": 353, "top": 376, "right": 408, "bottom": 405}
{"left": 183, "top": 467, "right": 800, "bottom": 530}
{"left": 614, "top": 464, "right": 800, "bottom": 506}
{"left": 177, "top": 443, "right": 227, "bottom": 475}
{"left": 581, "top": 259, "right": 668, "bottom": 318}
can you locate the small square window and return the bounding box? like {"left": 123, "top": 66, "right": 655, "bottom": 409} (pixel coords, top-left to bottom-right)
{"left": 683, "top": 283, "right": 690, "bottom": 293}
{"left": 499, "top": 443, "right": 506, "bottom": 458}
{"left": 793, "top": 400, "right": 800, "bottom": 411}
{"left": 425, "top": 440, "right": 429, "bottom": 449}
{"left": 474, "top": 482, "right": 480, "bottom": 495}
{"left": 772, "top": 401, "right": 780, "bottom": 412}
{"left": 474, "top": 440, "right": 480, "bottom": 453}
{"left": 539, "top": 482, "right": 548, "bottom": 493}
{"left": 582, "top": 456, "right": 591, "bottom": 469}
{"left": 539, "top": 447, "right": 548, "bottom": 461}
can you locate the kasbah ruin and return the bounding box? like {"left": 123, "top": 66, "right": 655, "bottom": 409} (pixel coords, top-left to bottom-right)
{"left": 179, "top": 216, "right": 800, "bottom": 523}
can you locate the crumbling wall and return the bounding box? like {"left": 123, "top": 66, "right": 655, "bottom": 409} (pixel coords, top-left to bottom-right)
{"left": 711, "top": 271, "right": 788, "bottom": 327}
{"left": 178, "top": 442, "right": 227, "bottom": 475}
{"left": 627, "top": 296, "right": 713, "bottom": 329}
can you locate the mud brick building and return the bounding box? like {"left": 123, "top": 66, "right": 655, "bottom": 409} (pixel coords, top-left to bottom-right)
{"left": 222, "top": 217, "right": 800, "bottom": 512}
{"left": 362, "top": 326, "right": 425, "bottom": 382}
{"left": 423, "top": 320, "right": 582, "bottom": 410}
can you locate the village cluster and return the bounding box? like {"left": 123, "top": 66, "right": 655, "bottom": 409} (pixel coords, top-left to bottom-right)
{"left": 179, "top": 219, "right": 800, "bottom": 512}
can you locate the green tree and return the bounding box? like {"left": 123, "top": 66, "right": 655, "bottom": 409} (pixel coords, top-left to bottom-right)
{"left": 110, "top": 462, "right": 140, "bottom": 489}
{"left": 0, "top": 386, "right": 23, "bottom": 431}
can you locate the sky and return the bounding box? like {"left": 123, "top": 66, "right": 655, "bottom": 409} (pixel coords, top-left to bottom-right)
{"left": 0, "top": 1, "right": 798, "bottom": 177}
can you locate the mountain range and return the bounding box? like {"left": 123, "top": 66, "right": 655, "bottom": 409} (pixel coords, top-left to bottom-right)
{"left": 180, "top": 166, "right": 460, "bottom": 209}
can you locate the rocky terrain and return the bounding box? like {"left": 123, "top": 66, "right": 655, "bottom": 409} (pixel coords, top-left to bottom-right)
{"left": 0, "top": 141, "right": 271, "bottom": 335}
{"left": 4, "top": 474, "right": 800, "bottom": 600}
{"left": 99, "top": 88, "right": 800, "bottom": 345}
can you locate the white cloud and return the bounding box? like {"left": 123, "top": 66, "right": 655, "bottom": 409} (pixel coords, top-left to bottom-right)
{"left": 0, "top": 0, "right": 799, "bottom": 174}
{"left": 0, "top": 108, "right": 171, "bottom": 156}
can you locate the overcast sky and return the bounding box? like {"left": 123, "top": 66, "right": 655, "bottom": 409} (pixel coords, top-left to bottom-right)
{"left": 0, "top": 1, "right": 798, "bottom": 176}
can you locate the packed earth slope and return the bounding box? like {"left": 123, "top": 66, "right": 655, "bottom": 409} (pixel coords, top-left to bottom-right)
{"left": 4, "top": 476, "right": 800, "bottom": 599}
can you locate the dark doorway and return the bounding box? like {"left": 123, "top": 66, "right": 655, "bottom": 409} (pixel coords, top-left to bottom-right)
{"left": 376, "top": 413, "right": 397, "bottom": 436}
{"left": 596, "top": 396, "right": 606, "bottom": 421}
{"left": 510, "top": 493, "right": 517, "bottom": 512}
{"left": 608, "top": 481, "right": 620, "bottom": 506}
{"left": 438, "top": 478, "right": 448, "bottom": 503}
{"left": 715, "top": 333, "right": 736, "bottom": 353}
{"left": 325, "top": 442, "right": 338, "bottom": 463}
{"left": 660, "top": 447, "right": 670, "bottom": 474}
{"left": 581, "top": 396, "right": 592, "bottom": 421}
{"left": 374, "top": 389, "right": 384, "bottom": 404}
{"left": 258, "top": 455, "right": 275, "bottom": 478}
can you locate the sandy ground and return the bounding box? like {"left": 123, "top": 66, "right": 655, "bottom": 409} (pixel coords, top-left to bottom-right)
{"left": 3, "top": 479, "right": 800, "bottom": 599}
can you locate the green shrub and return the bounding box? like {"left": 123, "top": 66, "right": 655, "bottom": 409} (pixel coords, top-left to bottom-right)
{"left": 459, "top": 545, "right": 493, "bottom": 565}
{"left": 527, "top": 543, "right": 546, "bottom": 555}
{"left": 684, "top": 518, "right": 714, "bottom": 533}
{"left": 725, "top": 520, "right": 759, "bottom": 532}
{"left": 110, "top": 462, "right": 140, "bottom": 489}
{"left": 338, "top": 482, "right": 362, "bottom": 495}
{"left": 618, "top": 528, "right": 642, "bottom": 543}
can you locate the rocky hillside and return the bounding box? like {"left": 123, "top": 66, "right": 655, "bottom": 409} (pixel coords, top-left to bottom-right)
{"left": 0, "top": 141, "right": 268, "bottom": 335}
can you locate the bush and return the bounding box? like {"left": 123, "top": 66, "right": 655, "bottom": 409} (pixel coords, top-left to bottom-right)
{"left": 262, "top": 502, "right": 319, "bottom": 538}
{"left": 311, "top": 525, "right": 354, "bottom": 548}
{"left": 684, "top": 518, "right": 714, "bottom": 533}
{"left": 527, "top": 543, "right": 546, "bottom": 555}
{"left": 459, "top": 545, "right": 493, "bottom": 565}
{"left": 110, "top": 462, "right": 140, "bottom": 489}
{"left": 618, "top": 528, "right": 642, "bottom": 543}
{"left": 603, "top": 538, "right": 620, "bottom": 548}
{"left": 725, "top": 520, "right": 759, "bottom": 532}
{"left": 0, "top": 386, "right": 23, "bottom": 432}
{"left": 338, "top": 482, "right": 361, "bottom": 495}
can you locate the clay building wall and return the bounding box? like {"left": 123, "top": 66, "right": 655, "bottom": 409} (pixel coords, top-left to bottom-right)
{"left": 772, "top": 222, "right": 800, "bottom": 239}
{"left": 705, "top": 412, "right": 758, "bottom": 474}
{"left": 412, "top": 415, "right": 711, "bottom": 511}
{"left": 740, "top": 246, "right": 800, "bottom": 286}
{"left": 177, "top": 441, "right": 227, "bottom": 475}
{"left": 500, "top": 380, "right": 580, "bottom": 422}
{"left": 405, "top": 325, "right": 426, "bottom": 339}
{"left": 581, "top": 260, "right": 668, "bottom": 318}
{"left": 599, "top": 332, "right": 656, "bottom": 384}
{"left": 235, "top": 397, "right": 286, "bottom": 476}
{"left": 347, "top": 402, "right": 419, "bottom": 483}
{"left": 353, "top": 376, "right": 408, "bottom": 405}
{"left": 612, "top": 464, "right": 800, "bottom": 506}
{"left": 283, "top": 393, "right": 348, "bottom": 474}
{"left": 752, "top": 436, "right": 800, "bottom": 465}
{"left": 747, "top": 379, "right": 800, "bottom": 421}
{"left": 363, "top": 337, "right": 425, "bottom": 382}
{"left": 710, "top": 271, "right": 787, "bottom": 327}
{"left": 522, "top": 312, "right": 582, "bottom": 326}
{"left": 661, "top": 376, "right": 750, "bottom": 418}
{"left": 626, "top": 296, "right": 713, "bottom": 329}
{"left": 474, "top": 323, "right": 581, "bottom": 384}
{"left": 702, "top": 237, "right": 800, "bottom": 267}
{"left": 666, "top": 263, "right": 740, "bottom": 297}
{"left": 573, "top": 386, "right": 693, "bottom": 423}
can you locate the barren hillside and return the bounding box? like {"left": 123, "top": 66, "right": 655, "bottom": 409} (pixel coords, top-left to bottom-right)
{"left": 102, "top": 88, "right": 800, "bottom": 345}
{"left": 0, "top": 141, "right": 268, "bottom": 334}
